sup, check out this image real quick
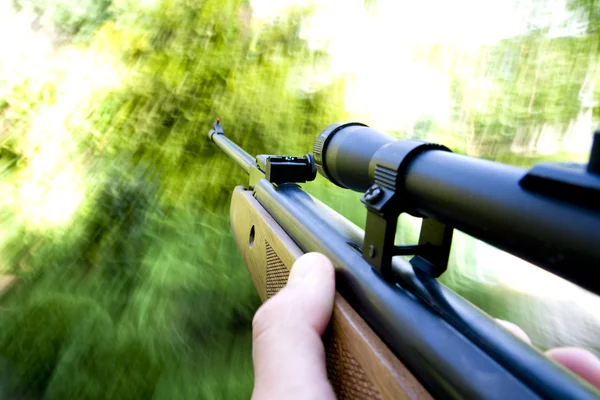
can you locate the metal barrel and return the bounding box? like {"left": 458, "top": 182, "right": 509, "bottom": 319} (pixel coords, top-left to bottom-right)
{"left": 209, "top": 125, "right": 255, "bottom": 173}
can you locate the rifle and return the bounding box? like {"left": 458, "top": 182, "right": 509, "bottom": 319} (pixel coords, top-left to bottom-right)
{"left": 208, "top": 119, "right": 600, "bottom": 399}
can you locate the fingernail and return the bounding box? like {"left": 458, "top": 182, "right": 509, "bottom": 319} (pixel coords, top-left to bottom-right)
{"left": 289, "top": 258, "right": 316, "bottom": 281}
{"left": 289, "top": 253, "right": 330, "bottom": 282}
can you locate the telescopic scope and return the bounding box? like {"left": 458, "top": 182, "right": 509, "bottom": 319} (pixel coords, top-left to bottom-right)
{"left": 312, "top": 122, "right": 600, "bottom": 295}
{"left": 313, "top": 123, "right": 393, "bottom": 191}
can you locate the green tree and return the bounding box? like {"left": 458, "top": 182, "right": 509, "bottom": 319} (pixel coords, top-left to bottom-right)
{"left": 0, "top": 0, "right": 346, "bottom": 397}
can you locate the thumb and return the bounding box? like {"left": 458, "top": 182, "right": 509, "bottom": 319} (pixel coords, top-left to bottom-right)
{"left": 251, "top": 252, "right": 336, "bottom": 400}
{"left": 546, "top": 348, "right": 600, "bottom": 390}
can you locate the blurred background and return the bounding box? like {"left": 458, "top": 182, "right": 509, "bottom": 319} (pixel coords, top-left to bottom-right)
{"left": 0, "top": 0, "right": 599, "bottom": 398}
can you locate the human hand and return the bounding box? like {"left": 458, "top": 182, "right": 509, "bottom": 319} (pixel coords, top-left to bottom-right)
{"left": 251, "top": 253, "right": 336, "bottom": 400}
{"left": 496, "top": 319, "right": 600, "bottom": 390}
{"left": 251, "top": 253, "right": 600, "bottom": 399}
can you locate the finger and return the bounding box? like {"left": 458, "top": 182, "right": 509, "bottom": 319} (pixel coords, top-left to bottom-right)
{"left": 495, "top": 319, "right": 532, "bottom": 345}
{"left": 251, "top": 252, "right": 336, "bottom": 400}
{"left": 496, "top": 319, "right": 600, "bottom": 390}
{"left": 546, "top": 347, "right": 600, "bottom": 390}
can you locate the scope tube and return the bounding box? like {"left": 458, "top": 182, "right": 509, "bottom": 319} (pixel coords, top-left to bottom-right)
{"left": 313, "top": 123, "right": 393, "bottom": 190}
{"left": 314, "top": 124, "right": 600, "bottom": 295}
{"left": 403, "top": 150, "right": 600, "bottom": 295}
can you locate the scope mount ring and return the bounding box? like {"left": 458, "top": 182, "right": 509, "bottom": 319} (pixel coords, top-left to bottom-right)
{"left": 361, "top": 139, "right": 453, "bottom": 281}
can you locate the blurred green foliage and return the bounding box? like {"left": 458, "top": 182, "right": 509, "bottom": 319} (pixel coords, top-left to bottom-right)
{"left": 457, "top": 32, "right": 596, "bottom": 158}
{"left": 1, "top": 0, "right": 600, "bottom": 397}
{"left": 13, "top": 0, "right": 113, "bottom": 40}
{"left": 0, "top": 0, "right": 345, "bottom": 397}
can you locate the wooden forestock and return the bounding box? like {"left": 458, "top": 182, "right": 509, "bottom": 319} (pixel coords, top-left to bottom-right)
{"left": 230, "top": 186, "right": 432, "bottom": 400}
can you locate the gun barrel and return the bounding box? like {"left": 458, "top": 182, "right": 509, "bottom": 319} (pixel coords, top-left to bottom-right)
{"left": 209, "top": 124, "right": 255, "bottom": 173}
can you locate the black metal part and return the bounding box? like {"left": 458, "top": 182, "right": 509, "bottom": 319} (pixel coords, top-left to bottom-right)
{"left": 210, "top": 118, "right": 224, "bottom": 137}
{"left": 405, "top": 150, "right": 600, "bottom": 295}
{"left": 363, "top": 186, "right": 383, "bottom": 203}
{"left": 208, "top": 119, "right": 255, "bottom": 174}
{"left": 314, "top": 122, "right": 600, "bottom": 295}
{"left": 589, "top": 130, "right": 600, "bottom": 175}
{"left": 356, "top": 134, "right": 453, "bottom": 280}
{"left": 256, "top": 154, "right": 317, "bottom": 184}
{"left": 520, "top": 162, "right": 600, "bottom": 210}
{"left": 313, "top": 122, "right": 381, "bottom": 190}
{"left": 407, "top": 217, "right": 454, "bottom": 277}
{"left": 362, "top": 208, "right": 397, "bottom": 278}
{"left": 520, "top": 130, "right": 600, "bottom": 210}
{"left": 209, "top": 119, "right": 316, "bottom": 186}
{"left": 253, "top": 180, "right": 599, "bottom": 400}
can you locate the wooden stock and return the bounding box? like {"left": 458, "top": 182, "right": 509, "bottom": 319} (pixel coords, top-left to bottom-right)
{"left": 230, "top": 186, "right": 432, "bottom": 400}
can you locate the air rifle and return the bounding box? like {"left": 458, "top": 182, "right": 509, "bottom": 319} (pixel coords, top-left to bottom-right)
{"left": 209, "top": 119, "right": 600, "bottom": 399}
